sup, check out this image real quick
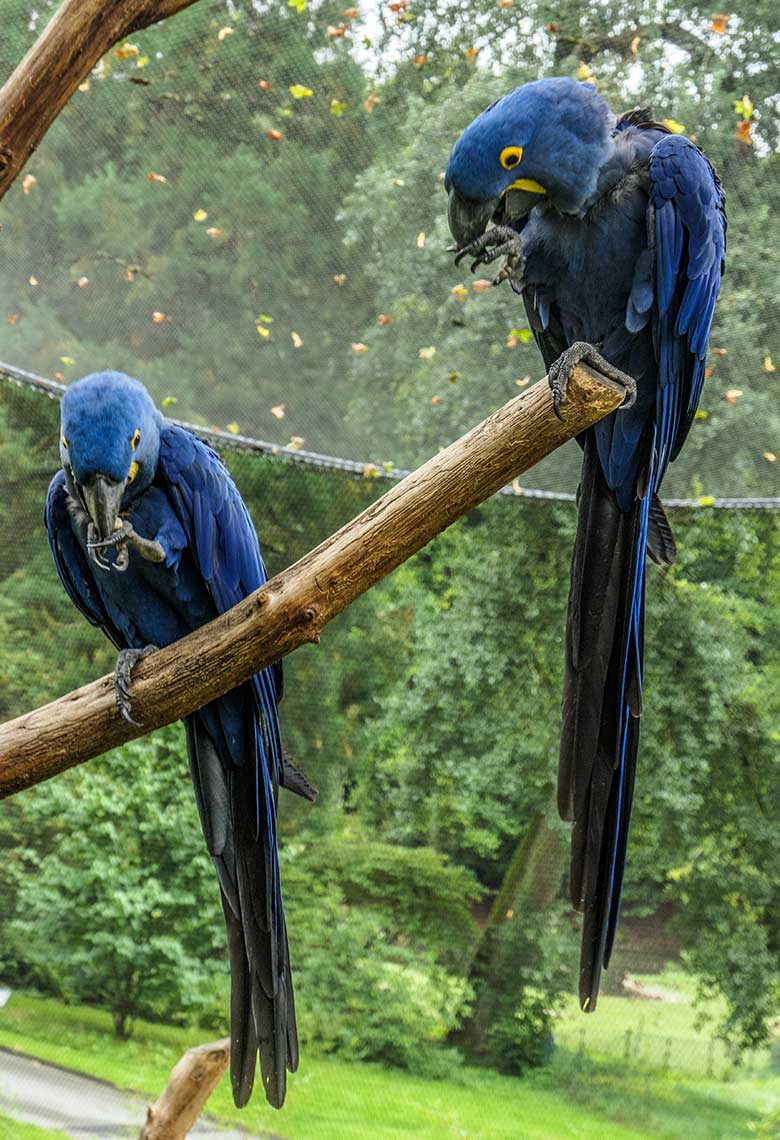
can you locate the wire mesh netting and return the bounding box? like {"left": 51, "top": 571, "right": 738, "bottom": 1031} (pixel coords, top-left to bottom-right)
{"left": 4, "top": 373, "right": 780, "bottom": 1137}
{"left": 2, "top": 1, "right": 780, "bottom": 1138}
{"left": 0, "top": 0, "right": 778, "bottom": 501}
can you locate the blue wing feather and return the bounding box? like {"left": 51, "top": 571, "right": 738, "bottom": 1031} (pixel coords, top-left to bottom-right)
{"left": 157, "top": 425, "right": 285, "bottom": 803}
{"left": 566, "top": 128, "right": 726, "bottom": 1005}
{"left": 156, "top": 424, "right": 294, "bottom": 1103}
{"left": 648, "top": 133, "right": 726, "bottom": 475}
{"left": 600, "top": 135, "right": 725, "bottom": 969}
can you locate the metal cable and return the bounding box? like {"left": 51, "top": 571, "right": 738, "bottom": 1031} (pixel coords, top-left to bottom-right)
{"left": 2, "top": 359, "right": 777, "bottom": 510}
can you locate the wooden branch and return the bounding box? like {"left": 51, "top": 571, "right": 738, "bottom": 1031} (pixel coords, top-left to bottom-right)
{"left": 0, "top": 0, "right": 201, "bottom": 201}
{"left": 553, "top": 20, "right": 707, "bottom": 65}
{"left": 0, "top": 364, "right": 626, "bottom": 799}
{"left": 138, "top": 1038, "right": 229, "bottom": 1140}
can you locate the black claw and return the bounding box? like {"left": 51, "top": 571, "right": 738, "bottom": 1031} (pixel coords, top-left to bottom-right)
{"left": 621, "top": 383, "right": 638, "bottom": 409}
{"left": 87, "top": 520, "right": 132, "bottom": 551}
{"left": 549, "top": 373, "right": 568, "bottom": 422}
{"left": 118, "top": 692, "right": 143, "bottom": 727}
{"left": 115, "top": 645, "right": 158, "bottom": 726}
{"left": 450, "top": 225, "right": 525, "bottom": 287}
{"left": 548, "top": 362, "right": 573, "bottom": 421}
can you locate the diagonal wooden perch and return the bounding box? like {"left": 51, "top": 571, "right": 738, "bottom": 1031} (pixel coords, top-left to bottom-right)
{"left": 139, "top": 1038, "right": 230, "bottom": 1140}
{"left": 0, "top": 365, "right": 625, "bottom": 798}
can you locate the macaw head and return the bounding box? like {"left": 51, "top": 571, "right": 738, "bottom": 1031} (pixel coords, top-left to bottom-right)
{"left": 445, "top": 77, "right": 614, "bottom": 245}
{"left": 60, "top": 371, "right": 163, "bottom": 542}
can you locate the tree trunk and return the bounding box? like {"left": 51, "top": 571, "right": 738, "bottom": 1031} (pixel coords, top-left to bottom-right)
{"left": 455, "top": 787, "right": 566, "bottom": 1053}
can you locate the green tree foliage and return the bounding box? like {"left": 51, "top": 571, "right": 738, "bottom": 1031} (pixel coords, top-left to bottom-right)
{"left": 282, "top": 835, "right": 477, "bottom": 1074}
{"left": 0, "top": 0, "right": 377, "bottom": 453}
{"left": 2, "top": 0, "right": 780, "bottom": 1076}
{"left": 4, "top": 727, "right": 225, "bottom": 1038}
{"left": 649, "top": 511, "right": 780, "bottom": 1052}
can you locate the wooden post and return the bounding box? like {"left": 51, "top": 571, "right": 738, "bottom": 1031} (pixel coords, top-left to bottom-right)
{"left": 0, "top": 0, "right": 201, "bottom": 202}
{"left": 0, "top": 364, "right": 626, "bottom": 798}
{"left": 138, "top": 1038, "right": 229, "bottom": 1140}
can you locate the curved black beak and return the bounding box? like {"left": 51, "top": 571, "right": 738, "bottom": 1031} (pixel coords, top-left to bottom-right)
{"left": 447, "top": 185, "right": 545, "bottom": 247}
{"left": 80, "top": 473, "right": 126, "bottom": 542}
{"left": 447, "top": 188, "right": 498, "bottom": 248}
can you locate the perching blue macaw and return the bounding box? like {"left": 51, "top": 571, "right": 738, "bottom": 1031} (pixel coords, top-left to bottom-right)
{"left": 45, "top": 372, "right": 314, "bottom": 1108}
{"left": 445, "top": 78, "right": 726, "bottom": 1009}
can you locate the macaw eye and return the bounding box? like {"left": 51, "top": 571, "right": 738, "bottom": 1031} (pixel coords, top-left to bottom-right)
{"left": 130, "top": 428, "right": 141, "bottom": 450}
{"left": 128, "top": 461, "right": 140, "bottom": 484}
{"left": 500, "top": 146, "right": 524, "bottom": 170}
{"left": 61, "top": 435, "right": 68, "bottom": 449}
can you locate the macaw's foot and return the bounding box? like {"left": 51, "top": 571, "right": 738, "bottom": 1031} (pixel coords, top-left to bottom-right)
{"left": 115, "top": 645, "right": 158, "bottom": 726}
{"left": 88, "top": 519, "right": 165, "bottom": 573}
{"left": 547, "top": 342, "right": 637, "bottom": 422}
{"left": 449, "top": 225, "right": 526, "bottom": 286}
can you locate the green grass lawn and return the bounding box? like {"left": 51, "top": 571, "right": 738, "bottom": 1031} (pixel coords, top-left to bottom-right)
{"left": 0, "top": 988, "right": 779, "bottom": 1140}
{"left": 554, "top": 967, "right": 774, "bottom": 1081}
{"left": 0, "top": 1116, "right": 71, "bottom": 1140}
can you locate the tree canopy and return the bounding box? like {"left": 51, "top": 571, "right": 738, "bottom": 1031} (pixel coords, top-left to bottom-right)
{"left": 1, "top": 0, "right": 780, "bottom": 1076}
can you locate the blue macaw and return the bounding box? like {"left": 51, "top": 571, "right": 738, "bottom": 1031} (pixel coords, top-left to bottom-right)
{"left": 445, "top": 78, "right": 726, "bottom": 1009}
{"left": 45, "top": 371, "right": 313, "bottom": 1108}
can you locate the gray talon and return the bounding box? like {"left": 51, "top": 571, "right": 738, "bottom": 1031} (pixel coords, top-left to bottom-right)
{"left": 452, "top": 225, "right": 525, "bottom": 287}
{"left": 86, "top": 522, "right": 112, "bottom": 571}
{"left": 115, "top": 645, "right": 158, "bottom": 725}
{"left": 87, "top": 520, "right": 132, "bottom": 551}
{"left": 547, "top": 342, "right": 637, "bottom": 421}
{"left": 87, "top": 518, "right": 165, "bottom": 572}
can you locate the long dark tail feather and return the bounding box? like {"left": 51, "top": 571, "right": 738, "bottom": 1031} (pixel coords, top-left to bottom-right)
{"left": 558, "top": 435, "right": 651, "bottom": 1011}
{"left": 222, "top": 896, "right": 259, "bottom": 1107}
{"left": 185, "top": 710, "right": 298, "bottom": 1109}
{"left": 647, "top": 494, "right": 676, "bottom": 566}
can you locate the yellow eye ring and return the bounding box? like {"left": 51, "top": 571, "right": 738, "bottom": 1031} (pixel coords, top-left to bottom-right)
{"left": 499, "top": 145, "right": 524, "bottom": 170}
{"left": 61, "top": 435, "right": 68, "bottom": 449}
{"left": 130, "top": 428, "right": 141, "bottom": 450}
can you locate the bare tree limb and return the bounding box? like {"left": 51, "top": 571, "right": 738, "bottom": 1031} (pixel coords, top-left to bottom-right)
{"left": 0, "top": 364, "right": 627, "bottom": 799}
{"left": 138, "top": 1038, "right": 229, "bottom": 1140}
{"left": 0, "top": 0, "right": 201, "bottom": 201}
{"left": 553, "top": 21, "right": 708, "bottom": 65}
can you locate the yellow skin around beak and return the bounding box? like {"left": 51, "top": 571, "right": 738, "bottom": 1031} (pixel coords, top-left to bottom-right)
{"left": 505, "top": 176, "right": 547, "bottom": 195}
